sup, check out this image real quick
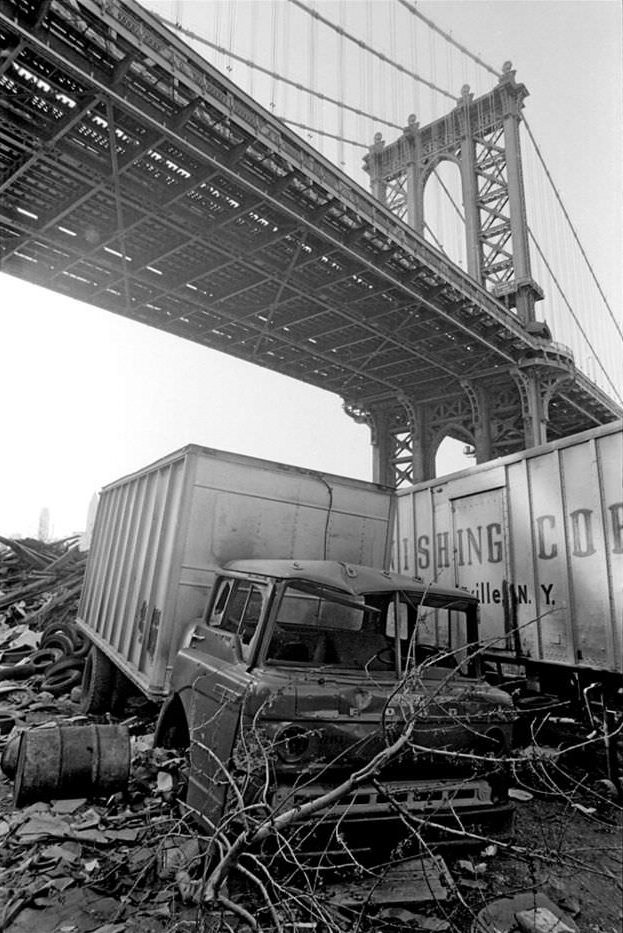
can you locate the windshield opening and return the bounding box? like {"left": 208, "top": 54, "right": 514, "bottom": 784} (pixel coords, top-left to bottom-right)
{"left": 265, "top": 583, "right": 477, "bottom": 676}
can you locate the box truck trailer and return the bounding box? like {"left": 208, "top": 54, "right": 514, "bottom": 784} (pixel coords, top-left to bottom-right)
{"left": 76, "top": 444, "right": 515, "bottom": 852}
{"left": 394, "top": 421, "right": 623, "bottom": 785}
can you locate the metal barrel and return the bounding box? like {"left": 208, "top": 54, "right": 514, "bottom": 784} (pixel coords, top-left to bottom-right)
{"left": 13, "top": 723, "right": 131, "bottom": 807}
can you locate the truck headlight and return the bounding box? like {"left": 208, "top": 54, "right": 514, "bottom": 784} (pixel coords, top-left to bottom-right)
{"left": 483, "top": 727, "right": 507, "bottom": 756}
{"left": 274, "top": 724, "right": 315, "bottom": 763}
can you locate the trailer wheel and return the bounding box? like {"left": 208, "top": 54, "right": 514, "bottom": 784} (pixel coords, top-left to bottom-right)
{"left": 109, "top": 668, "right": 133, "bottom": 717}
{"left": 81, "top": 646, "right": 116, "bottom": 714}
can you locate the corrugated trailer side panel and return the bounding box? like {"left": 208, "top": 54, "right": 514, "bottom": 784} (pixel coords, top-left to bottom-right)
{"left": 558, "top": 438, "right": 610, "bottom": 670}
{"left": 78, "top": 452, "right": 193, "bottom": 695}
{"left": 505, "top": 458, "right": 540, "bottom": 661}
{"left": 395, "top": 423, "right": 622, "bottom": 676}
{"left": 599, "top": 430, "right": 623, "bottom": 671}
{"left": 133, "top": 458, "right": 191, "bottom": 687}
{"left": 523, "top": 449, "right": 575, "bottom": 666}
{"left": 113, "top": 469, "right": 161, "bottom": 665}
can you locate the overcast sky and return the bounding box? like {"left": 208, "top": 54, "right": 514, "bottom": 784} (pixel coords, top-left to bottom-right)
{"left": 1, "top": 0, "right": 621, "bottom": 538}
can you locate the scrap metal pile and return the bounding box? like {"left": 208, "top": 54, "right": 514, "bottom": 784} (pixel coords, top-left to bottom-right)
{"left": 0, "top": 536, "right": 88, "bottom": 698}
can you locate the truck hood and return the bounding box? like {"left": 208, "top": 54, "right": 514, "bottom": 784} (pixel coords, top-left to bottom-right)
{"left": 245, "top": 667, "right": 515, "bottom": 775}
{"left": 253, "top": 666, "right": 515, "bottom": 723}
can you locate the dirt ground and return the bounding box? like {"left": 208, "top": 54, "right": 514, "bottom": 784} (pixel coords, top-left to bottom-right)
{"left": 453, "top": 790, "right": 623, "bottom": 933}
{"left": 0, "top": 719, "right": 621, "bottom": 933}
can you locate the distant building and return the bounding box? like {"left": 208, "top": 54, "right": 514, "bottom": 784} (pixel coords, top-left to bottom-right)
{"left": 38, "top": 508, "right": 51, "bottom": 542}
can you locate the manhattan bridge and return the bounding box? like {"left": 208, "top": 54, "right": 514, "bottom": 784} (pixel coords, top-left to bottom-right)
{"left": 0, "top": 0, "right": 621, "bottom": 485}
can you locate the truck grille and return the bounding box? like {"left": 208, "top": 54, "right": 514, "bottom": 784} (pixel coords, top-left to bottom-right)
{"left": 272, "top": 778, "right": 493, "bottom": 818}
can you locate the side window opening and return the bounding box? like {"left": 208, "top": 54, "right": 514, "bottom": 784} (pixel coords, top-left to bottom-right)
{"left": 384, "top": 594, "right": 476, "bottom": 675}
{"left": 209, "top": 579, "right": 266, "bottom": 655}
{"left": 212, "top": 580, "right": 231, "bottom": 619}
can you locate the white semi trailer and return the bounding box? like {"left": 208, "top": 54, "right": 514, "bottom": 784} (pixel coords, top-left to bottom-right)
{"left": 394, "top": 421, "right": 623, "bottom": 782}
{"left": 77, "top": 444, "right": 394, "bottom": 704}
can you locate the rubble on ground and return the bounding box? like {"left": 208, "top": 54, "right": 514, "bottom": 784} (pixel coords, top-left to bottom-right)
{"left": 0, "top": 536, "right": 86, "bottom": 627}
{"left": 0, "top": 538, "right": 621, "bottom": 932}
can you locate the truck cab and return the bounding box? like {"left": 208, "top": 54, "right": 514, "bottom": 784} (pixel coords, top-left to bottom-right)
{"left": 158, "top": 560, "right": 516, "bottom": 854}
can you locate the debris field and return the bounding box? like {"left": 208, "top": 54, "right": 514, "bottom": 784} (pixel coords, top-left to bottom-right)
{"left": 0, "top": 537, "right": 621, "bottom": 932}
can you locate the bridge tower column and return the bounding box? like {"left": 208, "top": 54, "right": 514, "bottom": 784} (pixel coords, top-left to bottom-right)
{"left": 457, "top": 87, "right": 483, "bottom": 281}
{"left": 461, "top": 380, "right": 493, "bottom": 462}
{"left": 367, "top": 133, "right": 387, "bottom": 204}
{"left": 362, "top": 63, "right": 561, "bottom": 474}
{"left": 511, "top": 366, "right": 575, "bottom": 449}
{"left": 498, "top": 63, "right": 539, "bottom": 324}
{"left": 512, "top": 369, "right": 548, "bottom": 447}
{"left": 343, "top": 400, "right": 434, "bottom": 486}
{"left": 369, "top": 408, "right": 395, "bottom": 486}
{"left": 364, "top": 62, "right": 545, "bottom": 314}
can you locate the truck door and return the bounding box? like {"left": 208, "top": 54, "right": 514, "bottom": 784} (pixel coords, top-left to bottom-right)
{"left": 185, "top": 577, "right": 268, "bottom": 827}
{"left": 450, "top": 489, "right": 512, "bottom": 652}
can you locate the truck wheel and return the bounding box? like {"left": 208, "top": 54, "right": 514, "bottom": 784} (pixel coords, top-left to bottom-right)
{"left": 81, "top": 647, "right": 116, "bottom": 714}
{"left": 110, "top": 668, "right": 133, "bottom": 718}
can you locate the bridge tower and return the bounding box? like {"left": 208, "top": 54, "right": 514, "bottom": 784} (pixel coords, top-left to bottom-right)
{"left": 359, "top": 63, "right": 562, "bottom": 485}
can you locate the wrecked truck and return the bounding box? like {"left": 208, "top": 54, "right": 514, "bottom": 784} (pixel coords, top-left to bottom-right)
{"left": 77, "top": 445, "right": 515, "bottom": 850}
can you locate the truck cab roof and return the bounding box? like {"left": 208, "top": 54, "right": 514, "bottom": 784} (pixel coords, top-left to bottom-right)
{"left": 222, "top": 559, "right": 476, "bottom": 605}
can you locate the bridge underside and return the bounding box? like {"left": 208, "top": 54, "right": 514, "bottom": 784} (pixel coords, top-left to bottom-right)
{"left": 0, "top": 0, "right": 619, "bottom": 484}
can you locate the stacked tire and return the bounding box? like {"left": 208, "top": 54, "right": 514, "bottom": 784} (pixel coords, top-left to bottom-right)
{"left": 38, "top": 621, "right": 90, "bottom": 697}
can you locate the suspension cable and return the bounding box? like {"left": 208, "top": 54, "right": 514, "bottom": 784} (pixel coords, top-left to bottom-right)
{"left": 287, "top": 0, "right": 456, "bottom": 101}
{"left": 397, "top": 0, "right": 501, "bottom": 78}
{"left": 523, "top": 117, "right": 623, "bottom": 342}
{"left": 528, "top": 229, "right": 623, "bottom": 403}
{"left": 423, "top": 221, "right": 447, "bottom": 256}
{"left": 432, "top": 167, "right": 464, "bottom": 221}
{"left": 279, "top": 117, "right": 367, "bottom": 149}
{"left": 156, "top": 14, "right": 403, "bottom": 131}
{"left": 155, "top": 5, "right": 621, "bottom": 378}
{"left": 398, "top": 0, "right": 620, "bottom": 348}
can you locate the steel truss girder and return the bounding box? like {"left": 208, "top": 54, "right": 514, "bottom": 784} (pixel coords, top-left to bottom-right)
{"left": 0, "top": 0, "right": 619, "bottom": 455}
{"left": 346, "top": 363, "right": 594, "bottom": 488}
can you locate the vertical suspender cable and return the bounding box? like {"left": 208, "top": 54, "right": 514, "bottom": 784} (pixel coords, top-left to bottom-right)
{"left": 389, "top": 0, "right": 398, "bottom": 124}
{"left": 338, "top": 1, "right": 345, "bottom": 168}
{"left": 282, "top": 0, "right": 291, "bottom": 125}
{"left": 522, "top": 118, "right": 621, "bottom": 340}
{"left": 270, "top": 0, "right": 278, "bottom": 113}
{"left": 308, "top": 1, "right": 317, "bottom": 148}
{"left": 227, "top": 1, "right": 236, "bottom": 78}
{"left": 249, "top": 0, "right": 258, "bottom": 97}
{"left": 364, "top": 0, "right": 372, "bottom": 146}
{"left": 408, "top": 1, "right": 419, "bottom": 124}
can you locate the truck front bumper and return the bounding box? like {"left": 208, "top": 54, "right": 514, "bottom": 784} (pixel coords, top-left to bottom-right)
{"left": 271, "top": 777, "right": 514, "bottom": 853}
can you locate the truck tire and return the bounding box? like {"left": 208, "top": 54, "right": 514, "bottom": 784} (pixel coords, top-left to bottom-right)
{"left": 109, "top": 668, "right": 133, "bottom": 718}
{"left": 81, "top": 646, "right": 116, "bottom": 714}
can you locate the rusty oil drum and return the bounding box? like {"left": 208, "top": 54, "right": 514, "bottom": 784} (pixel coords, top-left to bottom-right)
{"left": 13, "top": 723, "right": 130, "bottom": 806}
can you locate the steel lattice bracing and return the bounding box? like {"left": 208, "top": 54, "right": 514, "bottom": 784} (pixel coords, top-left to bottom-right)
{"left": 0, "top": 0, "right": 619, "bottom": 487}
